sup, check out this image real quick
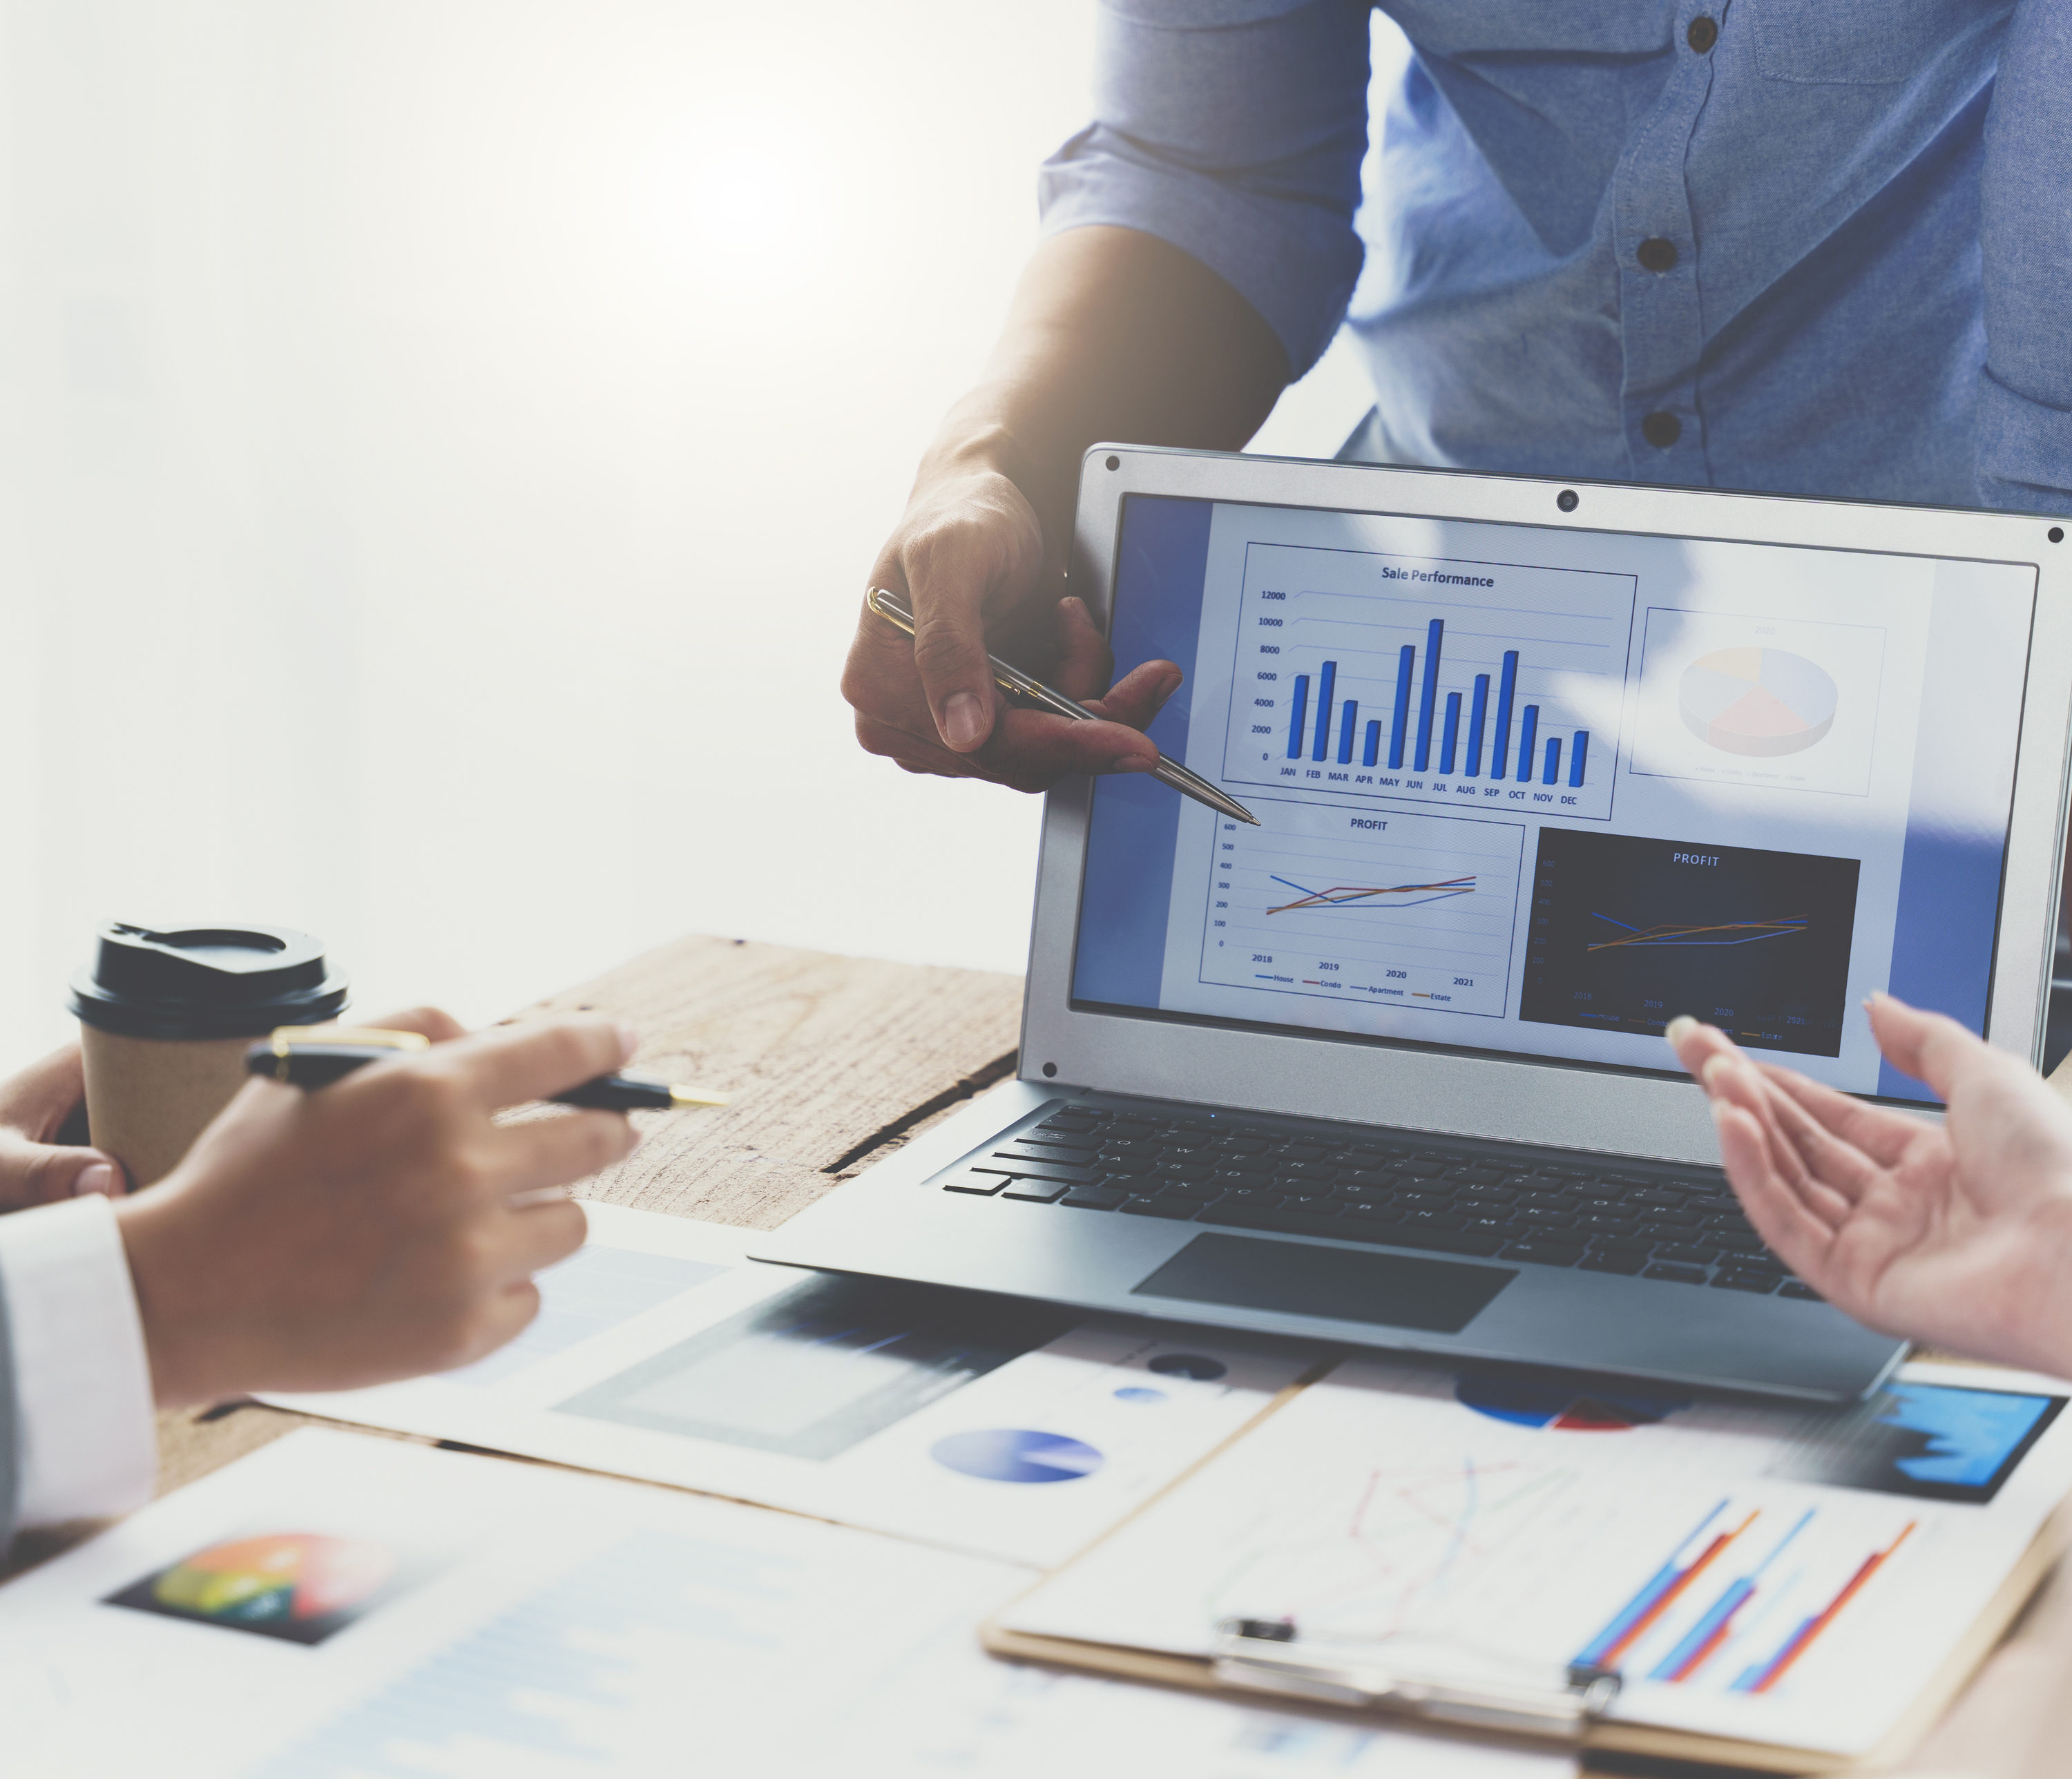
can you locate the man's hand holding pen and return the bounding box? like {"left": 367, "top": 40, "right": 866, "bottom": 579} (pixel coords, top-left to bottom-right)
{"left": 863, "top": 586, "right": 1255, "bottom": 824}
{"left": 843, "top": 463, "right": 1182, "bottom": 793}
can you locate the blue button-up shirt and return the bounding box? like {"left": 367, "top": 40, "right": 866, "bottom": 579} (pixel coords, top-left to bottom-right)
{"left": 1039, "top": 0, "right": 2072, "bottom": 513}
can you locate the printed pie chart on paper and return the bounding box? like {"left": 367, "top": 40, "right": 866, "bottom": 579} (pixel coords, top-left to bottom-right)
{"left": 1677, "top": 646, "right": 1839, "bottom": 758}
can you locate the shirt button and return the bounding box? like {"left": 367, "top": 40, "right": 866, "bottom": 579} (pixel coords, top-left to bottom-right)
{"left": 1642, "top": 412, "right": 1682, "bottom": 449}
{"left": 1687, "top": 15, "right": 1718, "bottom": 52}
{"left": 1637, "top": 238, "right": 1678, "bottom": 273}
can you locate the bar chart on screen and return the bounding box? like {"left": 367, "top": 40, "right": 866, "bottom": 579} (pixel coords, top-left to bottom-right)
{"left": 1197, "top": 802, "right": 1524, "bottom": 1017}
{"left": 1221, "top": 541, "right": 1638, "bottom": 823}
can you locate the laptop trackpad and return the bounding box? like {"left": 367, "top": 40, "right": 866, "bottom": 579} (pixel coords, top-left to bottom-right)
{"left": 1131, "top": 1233, "right": 1515, "bottom": 1334}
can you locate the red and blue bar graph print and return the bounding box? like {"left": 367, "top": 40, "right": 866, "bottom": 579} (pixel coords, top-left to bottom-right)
{"left": 1572, "top": 1499, "right": 1751, "bottom": 1672}
{"left": 1731, "top": 1521, "right": 1917, "bottom": 1695}
{"left": 1647, "top": 1507, "right": 1816, "bottom": 1683}
{"left": 1574, "top": 1502, "right": 1920, "bottom": 1695}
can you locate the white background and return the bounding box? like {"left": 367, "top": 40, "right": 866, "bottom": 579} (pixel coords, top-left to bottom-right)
{"left": 0, "top": 0, "right": 1388, "bottom": 1070}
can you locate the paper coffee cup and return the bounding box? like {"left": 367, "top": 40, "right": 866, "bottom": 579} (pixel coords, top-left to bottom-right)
{"left": 69, "top": 923, "right": 348, "bottom": 1189}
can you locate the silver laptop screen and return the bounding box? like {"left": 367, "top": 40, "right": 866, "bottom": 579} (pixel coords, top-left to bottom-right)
{"left": 1069, "top": 494, "right": 2038, "bottom": 1106}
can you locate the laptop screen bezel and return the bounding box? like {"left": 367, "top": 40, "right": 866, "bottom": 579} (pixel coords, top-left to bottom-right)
{"left": 1017, "top": 447, "right": 2070, "bottom": 1166}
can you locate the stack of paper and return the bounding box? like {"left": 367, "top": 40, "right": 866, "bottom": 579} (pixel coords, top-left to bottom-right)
{"left": 263, "top": 1203, "right": 1321, "bottom": 1568}
{"left": 0, "top": 1430, "right": 1568, "bottom": 1779}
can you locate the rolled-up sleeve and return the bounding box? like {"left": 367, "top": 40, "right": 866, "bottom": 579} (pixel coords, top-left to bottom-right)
{"left": 1039, "top": 0, "right": 1373, "bottom": 378}
{"left": 1975, "top": 0, "right": 2072, "bottom": 514}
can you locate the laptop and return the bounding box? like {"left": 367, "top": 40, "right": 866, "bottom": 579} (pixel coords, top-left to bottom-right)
{"left": 756, "top": 446, "right": 2072, "bottom": 1400}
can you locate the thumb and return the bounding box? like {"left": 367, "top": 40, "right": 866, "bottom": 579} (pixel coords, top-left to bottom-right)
{"left": 1865, "top": 992, "right": 1982, "bottom": 1099}
{"left": 905, "top": 568, "right": 1001, "bottom": 755}
{"left": 0, "top": 1133, "right": 124, "bottom": 1209}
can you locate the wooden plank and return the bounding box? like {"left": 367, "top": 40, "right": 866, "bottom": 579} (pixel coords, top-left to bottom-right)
{"left": 513, "top": 933, "right": 1022, "bottom": 1226}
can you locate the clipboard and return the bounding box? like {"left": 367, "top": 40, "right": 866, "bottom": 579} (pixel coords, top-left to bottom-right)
{"left": 979, "top": 1363, "right": 2072, "bottom": 1773}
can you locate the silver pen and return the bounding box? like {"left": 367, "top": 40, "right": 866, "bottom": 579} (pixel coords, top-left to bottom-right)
{"left": 865, "top": 586, "right": 1260, "bottom": 826}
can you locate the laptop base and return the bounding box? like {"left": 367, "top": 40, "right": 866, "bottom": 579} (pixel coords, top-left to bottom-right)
{"left": 753, "top": 1081, "right": 1908, "bottom": 1403}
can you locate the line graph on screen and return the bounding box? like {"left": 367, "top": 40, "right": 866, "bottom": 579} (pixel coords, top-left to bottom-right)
{"left": 1266, "top": 874, "right": 1477, "bottom": 916}
{"left": 1585, "top": 913, "right": 1810, "bottom": 954}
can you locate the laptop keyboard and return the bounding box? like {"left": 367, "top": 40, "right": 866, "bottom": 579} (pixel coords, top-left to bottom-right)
{"left": 937, "top": 1102, "right": 1817, "bottom": 1300}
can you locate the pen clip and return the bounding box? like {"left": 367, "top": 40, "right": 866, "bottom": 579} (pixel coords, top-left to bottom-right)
{"left": 1210, "top": 1619, "right": 1619, "bottom": 1739}
{"left": 260, "top": 1026, "right": 430, "bottom": 1082}
{"left": 267, "top": 1025, "right": 432, "bottom": 1056}
{"left": 865, "top": 586, "right": 917, "bottom": 635}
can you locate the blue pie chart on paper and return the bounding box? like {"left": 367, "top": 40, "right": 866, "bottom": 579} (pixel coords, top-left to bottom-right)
{"left": 930, "top": 1430, "right": 1105, "bottom": 1484}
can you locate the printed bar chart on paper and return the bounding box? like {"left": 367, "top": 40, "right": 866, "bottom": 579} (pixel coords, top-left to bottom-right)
{"left": 998, "top": 1354, "right": 2072, "bottom": 1761}
{"left": 1225, "top": 541, "right": 1637, "bottom": 823}
{"left": 1198, "top": 802, "right": 1524, "bottom": 1018}
{"left": 1573, "top": 1496, "right": 1922, "bottom": 1702}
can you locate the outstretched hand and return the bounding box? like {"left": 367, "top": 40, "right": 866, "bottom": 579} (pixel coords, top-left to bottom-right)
{"left": 1667, "top": 994, "right": 2072, "bottom": 1374}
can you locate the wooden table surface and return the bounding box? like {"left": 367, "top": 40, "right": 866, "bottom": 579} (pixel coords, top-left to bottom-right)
{"left": 22, "top": 932, "right": 2069, "bottom": 1771}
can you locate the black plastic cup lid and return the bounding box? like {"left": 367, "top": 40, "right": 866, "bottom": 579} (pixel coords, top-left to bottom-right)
{"left": 68, "top": 923, "right": 349, "bottom": 1040}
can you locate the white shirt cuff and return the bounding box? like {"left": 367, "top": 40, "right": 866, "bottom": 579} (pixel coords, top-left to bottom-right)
{"left": 0, "top": 1195, "right": 156, "bottom": 1526}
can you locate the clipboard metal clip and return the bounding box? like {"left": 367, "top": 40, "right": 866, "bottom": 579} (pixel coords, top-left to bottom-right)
{"left": 1211, "top": 1619, "right": 1621, "bottom": 1739}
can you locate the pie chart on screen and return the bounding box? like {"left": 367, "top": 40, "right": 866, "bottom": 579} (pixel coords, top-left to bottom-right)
{"left": 1678, "top": 648, "right": 1837, "bottom": 758}
{"left": 930, "top": 1430, "right": 1104, "bottom": 1483}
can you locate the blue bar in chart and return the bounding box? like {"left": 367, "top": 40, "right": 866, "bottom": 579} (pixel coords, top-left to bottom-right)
{"left": 1466, "top": 674, "right": 1490, "bottom": 776}
{"left": 1493, "top": 651, "right": 1519, "bottom": 776}
{"left": 1389, "top": 646, "right": 1414, "bottom": 769}
{"left": 1413, "top": 619, "right": 1445, "bottom": 771}
{"left": 1312, "top": 660, "right": 1337, "bottom": 761}
{"left": 1287, "top": 675, "right": 1310, "bottom": 759}
{"left": 1544, "top": 736, "right": 1562, "bottom": 784}
{"left": 1227, "top": 547, "right": 1631, "bottom": 823}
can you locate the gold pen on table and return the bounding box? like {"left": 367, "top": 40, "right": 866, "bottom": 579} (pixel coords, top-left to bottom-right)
{"left": 865, "top": 586, "right": 1260, "bottom": 826}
